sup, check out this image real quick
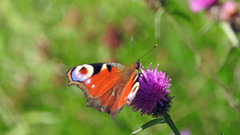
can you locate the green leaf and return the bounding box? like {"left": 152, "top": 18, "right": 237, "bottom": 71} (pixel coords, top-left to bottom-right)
{"left": 131, "top": 118, "right": 165, "bottom": 134}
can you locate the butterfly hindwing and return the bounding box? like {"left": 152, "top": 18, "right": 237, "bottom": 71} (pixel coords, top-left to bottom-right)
{"left": 108, "top": 73, "right": 139, "bottom": 117}
{"left": 66, "top": 61, "right": 140, "bottom": 118}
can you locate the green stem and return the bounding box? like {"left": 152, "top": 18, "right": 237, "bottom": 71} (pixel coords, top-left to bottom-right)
{"left": 164, "top": 113, "right": 181, "bottom": 135}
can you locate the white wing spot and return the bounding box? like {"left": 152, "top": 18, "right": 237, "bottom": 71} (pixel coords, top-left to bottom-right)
{"left": 111, "top": 91, "right": 115, "bottom": 96}
{"left": 101, "top": 64, "right": 107, "bottom": 70}
{"left": 85, "top": 78, "right": 91, "bottom": 85}
{"left": 91, "top": 84, "right": 95, "bottom": 88}
{"left": 127, "top": 82, "right": 140, "bottom": 102}
{"left": 134, "top": 74, "right": 138, "bottom": 82}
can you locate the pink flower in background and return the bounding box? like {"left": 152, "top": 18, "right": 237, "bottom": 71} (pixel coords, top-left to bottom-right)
{"left": 180, "top": 128, "right": 191, "bottom": 135}
{"left": 219, "top": 1, "right": 238, "bottom": 21}
{"left": 131, "top": 64, "right": 172, "bottom": 117}
{"left": 103, "top": 26, "right": 121, "bottom": 48}
{"left": 189, "top": 0, "right": 217, "bottom": 12}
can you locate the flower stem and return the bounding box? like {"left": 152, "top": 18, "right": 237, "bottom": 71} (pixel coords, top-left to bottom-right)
{"left": 164, "top": 113, "right": 181, "bottom": 135}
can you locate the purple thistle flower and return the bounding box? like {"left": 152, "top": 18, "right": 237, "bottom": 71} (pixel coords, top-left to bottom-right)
{"left": 131, "top": 63, "right": 172, "bottom": 117}
{"left": 189, "top": 0, "right": 217, "bottom": 13}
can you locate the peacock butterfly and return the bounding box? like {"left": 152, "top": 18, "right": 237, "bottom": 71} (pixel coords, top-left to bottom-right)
{"left": 66, "top": 60, "right": 140, "bottom": 118}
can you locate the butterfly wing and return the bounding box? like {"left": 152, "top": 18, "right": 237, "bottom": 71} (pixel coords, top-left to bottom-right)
{"left": 66, "top": 61, "right": 140, "bottom": 118}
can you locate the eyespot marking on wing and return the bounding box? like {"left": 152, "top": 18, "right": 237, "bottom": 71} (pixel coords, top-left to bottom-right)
{"left": 79, "top": 67, "right": 88, "bottom": 74}
{"left": 71, "top": 64, "right": 94, "bottom": 82}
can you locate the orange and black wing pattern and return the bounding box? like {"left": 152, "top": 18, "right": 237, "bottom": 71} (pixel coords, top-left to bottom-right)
{"left": 66, "top": 61, "right": 140, "bottom": 118}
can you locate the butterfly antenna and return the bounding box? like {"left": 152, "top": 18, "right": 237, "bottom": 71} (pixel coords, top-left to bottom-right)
{"left": 139, "top": 44, "right": 158, "bottom": 60}
{"left": 131, "top": 36, "right": 135, "bottom": 61}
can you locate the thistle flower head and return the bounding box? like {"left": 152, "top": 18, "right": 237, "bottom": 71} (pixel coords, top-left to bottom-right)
{"left": 131, "top": 63, "right": 172, "bottom": 117}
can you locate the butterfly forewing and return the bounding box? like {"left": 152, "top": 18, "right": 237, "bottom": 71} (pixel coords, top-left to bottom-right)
{"left": 66, "top": 61, "right": 140, "bottom": 118}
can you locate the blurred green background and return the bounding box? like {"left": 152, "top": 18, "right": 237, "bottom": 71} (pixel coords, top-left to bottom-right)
{"left": 0, "top": 0, "right": 240, "bottom": 134}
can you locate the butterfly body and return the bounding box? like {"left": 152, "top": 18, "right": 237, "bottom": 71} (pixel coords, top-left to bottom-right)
{"left": 66, "top": 60, "right": 140, "bottom": 118}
